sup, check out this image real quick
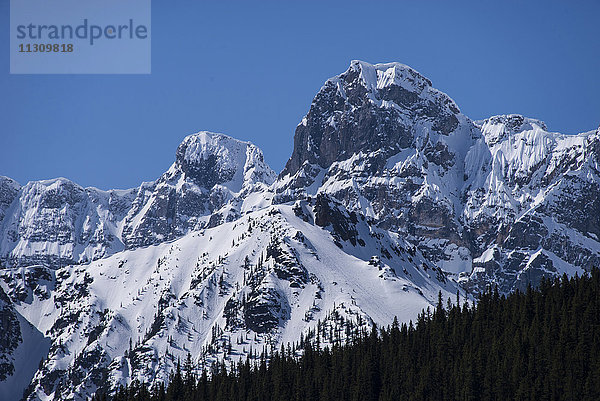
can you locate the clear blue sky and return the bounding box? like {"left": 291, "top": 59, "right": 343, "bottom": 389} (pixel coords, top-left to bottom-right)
{"left": 1, "top": 0, "right": 599, "bottom": 190}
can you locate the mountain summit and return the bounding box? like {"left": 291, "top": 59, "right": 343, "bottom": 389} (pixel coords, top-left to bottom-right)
{"left": 282, "top": 60, "right": 467, "bottom": 177}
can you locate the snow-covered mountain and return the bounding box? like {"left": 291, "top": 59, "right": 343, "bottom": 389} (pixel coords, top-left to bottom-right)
{"left": 8, "top": 199, "right": 459, "bottom": 400}
{"left": 276, "top": 60, "right": 599, "bottom": 293}
{"left": 0, "top": 60, "right": 598, "bottom": 400}
{"left": 276, "top": 60, "right": 480, "bottom": 273}
{"left": 0, "top": 132, "right": 275, "bottom": 270}
{"left": 464, "top": 115, "right": 600, "bottom": 293}
{"left": 0, "top": 177, "right": 136, "bottom": 269}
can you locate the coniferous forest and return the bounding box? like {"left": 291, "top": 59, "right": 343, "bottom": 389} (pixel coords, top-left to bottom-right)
{"left": 96, "top": 269, "right": 600, "bottom": 401}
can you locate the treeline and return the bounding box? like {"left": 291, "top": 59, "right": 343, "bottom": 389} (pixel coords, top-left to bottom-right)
{"left": 96, "top": 269, "right": 600, "bottom": 401}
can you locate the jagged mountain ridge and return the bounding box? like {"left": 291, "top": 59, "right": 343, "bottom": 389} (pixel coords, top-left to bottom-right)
{"left": 276, "top": 60, "right": 599, "bottom": 292}
{"left": 0, "top": 132, "right": 275, "bottom": 270}
{"left": 464, "top": 115, "right": 600, "bottom": 293}
{"left": 0, "top": 60, "right": 598, "bottom": 400}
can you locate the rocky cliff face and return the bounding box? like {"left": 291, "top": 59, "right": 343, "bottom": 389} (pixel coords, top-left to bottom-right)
{"left": 277, "top": 60, "right": 481, "bottom": 273}
{"left": 120, "top": 132, "right": 276, "bottom": 248}
{"left": 0, "top": 178, "right": 135, "bottom": 269}
{"left": 278, "top": 61, "right": 599, "bottom": 294}
{"left": 282, "top": 60, "right": 466, "bottom": 176}
{"left": 0, "top": 177, "right": 20, "bottom": 224}
{"left": 463, "top": 117, "right": 600, "bottom": 293}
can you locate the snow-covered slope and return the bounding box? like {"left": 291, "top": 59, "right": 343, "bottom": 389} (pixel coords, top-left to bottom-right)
{"left": 7, "top": 199, "right": 462, "bottom": 400}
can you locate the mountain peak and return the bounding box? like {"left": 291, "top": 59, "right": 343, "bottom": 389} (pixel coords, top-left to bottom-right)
{"left": 176, "top": 131, "right": 250, "bottom": 167}
{"left": 281, "top": 60, "right": 463, "bottom": 177}
{"left": 118, "top": 131, "right": 275, "bottom": 248}
{"left": 0, "top": 176, "right": 20, "bottom": 188}
{"left": 174, "top": 131, "right": 274, "bottom": 190}
{"left": 480, "top": 114, "right": 547, "bottom": 132}
{"left": 346, "top": 60, "right": 433, "bottom": 94}
{"left": 477, "top": 114, "right": 548, "bottom": 146}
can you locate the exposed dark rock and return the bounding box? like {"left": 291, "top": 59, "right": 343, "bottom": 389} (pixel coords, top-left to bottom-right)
{"left": 0, "top": 287, "right": 21, "bottom": 381}
{"left": 243, "top": 286, "right": 289, "bottom": 334}
{"left": 313, "top": 194, "right": 359, "bottom": 246}
{"left": 266, "top": 238, "right": 309, "bottom": 288}
{"left": 0, "top": 177, "right": 20, "bottom": 223}
{"left": 503, "top": 215, "right": 548, "bottom": 250}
